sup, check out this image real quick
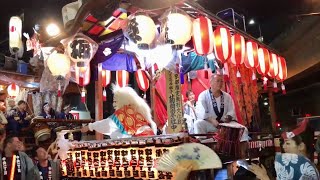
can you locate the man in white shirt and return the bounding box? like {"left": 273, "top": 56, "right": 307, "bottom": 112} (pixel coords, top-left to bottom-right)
{"left": 194, "top": 74, "right": 249, "bottom": 142}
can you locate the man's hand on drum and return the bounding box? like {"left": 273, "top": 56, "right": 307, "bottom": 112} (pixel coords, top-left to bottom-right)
{"left": 224, "top": 115, "right": 232, "bottom": 123}
{"left": 81, "top": 126, "right": 90, "bottom": 133}
{"left": 209, "top": 117, "right": 219, "bottom": 127}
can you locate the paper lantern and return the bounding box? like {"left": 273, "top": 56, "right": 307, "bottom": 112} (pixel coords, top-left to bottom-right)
{"left": 192, "top": 16, "right": 214, "bottom": 55}
{"left": 257, "top": 48, "right": 270, "bottom": 76}
{"left": 230, "top": 34, "right": 246, "bottom": 83}
{"left": 277, "top": 56, "right": 287, "bottom": 82}
{"left": 125, "top": 13, "right": 156, "bottom": 49}
{"left": 268, "top": 53, "right": 279, "bottom": 78}
{"left": 7, "top": 83, "right": 19, "bottom": 97}
{"left": 9, "top": 16, "right": 24, "bottom": 58}
{"left": 268, "top": 53, "right": 279, "bottom": 92}
{"left": 162, "top": 8, "right": 193, "bottom": 50}
{"left": 116, "top": 70, "right": 129, "bottom": 87}
{"left": 213, "top": 26, "right": 232, "bottom": 64}
{"left": 245, "top": 41, "right": 259, "bottom": 84}
{"left": 65, "top": 33, "right": 98, "bottom": 68}
{"left": 47, "top": 52, "right": 71, "bottom": 77}
{"left": 257, "top": 48, "right": 270, "bottom": 90}
{"left": 135, "top": 69, "right": 149, "bottom": 92}
{"left": 102, "top": 70, "right": 111, "bottom": 87}
{"left": 277, "top": 56, "right": 288, "bottom": 94}
{"left": 245, "top": 41, "right": 259, "bottom": 69}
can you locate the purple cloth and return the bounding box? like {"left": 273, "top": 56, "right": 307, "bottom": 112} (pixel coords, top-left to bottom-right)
{"left": 101, "top": 53, "right": 137, "bottom": 72}
{"left": 93, "top": 30, "right": 124, "bottom": 64}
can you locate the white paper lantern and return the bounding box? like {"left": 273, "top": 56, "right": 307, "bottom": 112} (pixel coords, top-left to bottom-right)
{"left": 64, "top": 33, "right": 98, "bottom": 68}
{"left": 7, "top": 83, "right": 20, "bottom": 97}
{"left": 125, "top": 13, "right": 156, "bottom": 49}
{"left": 162, "top": 9, "right": 193, "bottom": 50}
{"left": 9, "top": 16, "right": 24, "bottom": 57}
{"left": 47, "top": 52, "right": 71, "bottom": 77}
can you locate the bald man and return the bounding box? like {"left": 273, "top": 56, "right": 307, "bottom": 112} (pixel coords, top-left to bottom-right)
{"left": 194, "top": 74, "right": 249, "bottom": 142}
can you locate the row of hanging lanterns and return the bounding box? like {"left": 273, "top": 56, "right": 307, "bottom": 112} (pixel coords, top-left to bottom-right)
{"left": 124, "top": 8, "right": 288, "bottom": 93}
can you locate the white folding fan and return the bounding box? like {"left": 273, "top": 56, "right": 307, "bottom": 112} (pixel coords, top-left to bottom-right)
{"left": 156, "top": 143, "right": 222, "bottom": 172}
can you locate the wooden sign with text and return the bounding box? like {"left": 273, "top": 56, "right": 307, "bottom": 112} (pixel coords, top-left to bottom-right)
{"left": 165, "top": 69, "right": 183, "bottom": 133}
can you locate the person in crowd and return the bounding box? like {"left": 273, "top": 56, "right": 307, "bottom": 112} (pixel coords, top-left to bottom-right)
{"left": 57, "top": 104, "right": 73, "bottom": 120}
{"left": 6, "top": 100, "right": 32, "bottom": 134}
{"left": 81, "top": 85, "right": 157, "bottom": 138}
{"left": 194, "top": 74, "right": 249, "bottom": 140}
{"left": 40, "top": 102, "right": 56, "bottom": 119}
{"left": 249, "top": 118, "right": 319, "bottom": 180}
{"left": 40, "top": 102, "right": 58, "bottom": 128}
{"left": 0, "top": 135, "right": 36, "bottom": 179}
{"left": 183, "top": 90, "right": 197, "bottom": 134}
{"left": 31, "top": 146, "right": 61, "bottom": 180}
{"left": 58, "top": 104, "right": 82, "bottom": 141}
{"left": 6, "top": 99, "right": 16, "bottom": 116}
{"left": 17, "top": 141, "right": 26, "bottom": 152}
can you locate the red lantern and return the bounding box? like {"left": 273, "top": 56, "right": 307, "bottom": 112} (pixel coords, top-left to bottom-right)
{"left": 116, "top": 70, "right": 129, "bottom": 87}
{"left": 213, "top": 26, "right": 232, "bottom": 64}
{"left": 230, "top": 34, "right": 246, "bottom": 83}
{"left": 102, "top": 70, "right": 111, "bottom": 87}
{"left": 268, "top": 53, "right": 279, "bottom": 92}
{"left": 192, "top": 16, "right": 214, "bottom": 55}
{"left": 277, "top": 56, "right": 287, "bottom": 81}
{"left": 135, "top": 69, "right": 149, "bottom": 92}
{"left": 245, "top": 41, "right": 259, "bottom": 84}
{"left": 102, "top": 70, "right": 111, "bottom": 101}
{"left": 277, "top": 56, "right": 287, "bottom": 94}
{"left": 7, "top": 83, "right": 19, "bottom": 97}
{"left": 268, "top": 53, "right": 279, "bottom": 78}
{"left": 257, "top": 48, "right": 270, "bottom": 90}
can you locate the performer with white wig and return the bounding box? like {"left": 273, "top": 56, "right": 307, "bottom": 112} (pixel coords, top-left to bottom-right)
{"left": 81, "top": 85, "right": 157, "bottom": 138}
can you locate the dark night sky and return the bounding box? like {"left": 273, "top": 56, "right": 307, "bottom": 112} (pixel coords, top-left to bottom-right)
{"left": 0, "top": 0, "right": 316, "bottom": 55}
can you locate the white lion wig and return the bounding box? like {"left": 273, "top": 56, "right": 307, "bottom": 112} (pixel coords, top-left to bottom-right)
{"left": 112, "top": 84, "right": 157, "bottom": 134}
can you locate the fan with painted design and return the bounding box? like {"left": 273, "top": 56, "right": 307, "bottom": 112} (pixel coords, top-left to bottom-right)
{"left": 155, "top": 143, "right": 222, "bottom": 172}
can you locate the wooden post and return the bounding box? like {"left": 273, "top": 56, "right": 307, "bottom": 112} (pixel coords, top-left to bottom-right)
{"left": 165, "top": 69, "right": 183, "bottom": 134}
{"left": 268, "top": 89, "right": 277, "bottom": 132}
{"left": 95, "top": 63, "right": 103, "bottom": 140}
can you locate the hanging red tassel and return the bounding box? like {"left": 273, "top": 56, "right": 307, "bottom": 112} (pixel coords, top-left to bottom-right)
{"left": 103, "top": 88, "right": 107, "bottom": 101}
{"left": 58, "top": 81, "right": 61, "bottom": 97}
{"left": 281, "top": 83, "right": 286, "bottom": 95}
{"left": 79, "top": 76, "right": 84, "bottom": 87}
{"left": 223, "top": 64, "right": 229, "bottom": 82}
{"left": 273, "top": 80, "right": 278, "bottom": 92}
{"left": 81, "top": 89, "right": 86, "bottom": 103}
{"left": 204, "top": 70, "right": 208, "bottom": 79}
{"left": 263, "top": 77, "right": 268, "bottom": 91}
{"left": 236, "top": 69, "right": 241, "bottom": 84}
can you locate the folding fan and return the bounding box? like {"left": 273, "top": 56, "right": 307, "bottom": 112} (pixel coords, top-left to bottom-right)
{"left": 156, "top": 143, "right": 222, "bottom": 172}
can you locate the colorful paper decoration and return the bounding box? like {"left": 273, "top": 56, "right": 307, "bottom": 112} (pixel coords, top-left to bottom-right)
{"left": 257, "top": 48, "right": 270, "bottom": 90}
{"left": 277, "top": 56, "right": 288, "bottom": 94}
{"left": 192, "top": 16, "right": 214, "bottom": 56}
{"left": 9, "top": 16, "right": 24, "bottom": 58}
{"left": 213, "top": 26, "right": 232, "bottom": 64}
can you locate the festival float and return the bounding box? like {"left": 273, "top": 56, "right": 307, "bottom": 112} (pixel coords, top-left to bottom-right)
{"left": 0, "top": 0, "right": 294, "bottom": 179}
